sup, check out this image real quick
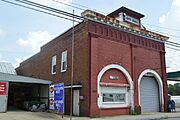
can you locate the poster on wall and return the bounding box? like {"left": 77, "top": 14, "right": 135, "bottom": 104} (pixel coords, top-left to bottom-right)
{"left": 49, "top": 83, "right": 64, "bottom": 113}
{"left": 0, "top": 82, "right": 6, "bottom": 95}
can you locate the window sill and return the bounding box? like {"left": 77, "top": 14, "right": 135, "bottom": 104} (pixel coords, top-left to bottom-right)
{"left": 61, "top": 70, "right": 67, "bottom": 73}
{"left": 51, "top": 72, "right": 56, "bottom": 75}
{"left": 100, "top": 106, "right": 130, "bottom": 110}
{"left": 102, "top": 102, "right": 126, "bottom": 104}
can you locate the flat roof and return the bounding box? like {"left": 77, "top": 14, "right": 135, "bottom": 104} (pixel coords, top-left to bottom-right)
{"left": 167, "top": 71, "right": 180, "bottom": 81}
{"left": 167, "top": 71, "right": 180, "bottom": 78}
{"left": 0, "top": 72, "right": 51, "bottom": 84}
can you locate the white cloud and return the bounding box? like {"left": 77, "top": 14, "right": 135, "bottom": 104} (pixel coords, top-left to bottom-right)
{"left": 0, "top": 29, "right": 6, "bottom": 39}
{"left": 159, "top": 0, "right": 180, "bottom": 72}
{"left": 172, "top": 0, "right": 180, "bottom": 7}
{"left": 17, "top": 31, "right": 56, "bottom": 52}
{"left": 13, "top": 56, "right": 29, "bottom": 68}
{"left": 159, "top": 14, "right": 166, "bottom": 24}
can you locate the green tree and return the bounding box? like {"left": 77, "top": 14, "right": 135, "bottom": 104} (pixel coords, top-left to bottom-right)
{"left": 168, "top": 83, "right": 180, "bottom": 96}
{"left": 174, "top": 83, "right": 180, "bottom": 95}
{"left": 168, "top": 84, "right": 175, "bottom": 95}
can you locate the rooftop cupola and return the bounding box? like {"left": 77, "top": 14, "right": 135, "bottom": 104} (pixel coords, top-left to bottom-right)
{"left": 108, "top": 6, "right": 144, "bottom": 27}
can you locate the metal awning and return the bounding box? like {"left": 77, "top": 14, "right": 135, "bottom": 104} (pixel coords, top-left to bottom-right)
{"left": 167, "top": 71, "right": 180, "bottom": 82}
{"left": 0, "top": 72, "right": 51, "bottom": 84}
{"left": 167, "top": 78, "right": 180, "bottom": 81}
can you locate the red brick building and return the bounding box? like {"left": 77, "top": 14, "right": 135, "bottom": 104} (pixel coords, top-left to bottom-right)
{"left": 16, "top": 7, "right": 169, "bottom": 117}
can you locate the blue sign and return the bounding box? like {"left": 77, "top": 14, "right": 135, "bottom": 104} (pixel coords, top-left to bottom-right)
{"left": 50, "top": 83, "right": 64, "bottom": 112}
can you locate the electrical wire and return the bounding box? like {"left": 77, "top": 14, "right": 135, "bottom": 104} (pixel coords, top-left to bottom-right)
{"left": 2, "top": 0, "right": 180, "bottom": 52}
{"left": 143, "top": 22, "right": 180, "bottom": 32}
{"left": 1, "top": 0, "right": 81, "bottom": 23}
{"left": 166, "top": 43, "right": 180, "bottom": 48}
{"left": 14, "top": 0, "right": 84, "bottom": 20}
{"left": 166, "top": 46, "right": 180, "bottom": 51}
{"left": 149, "top": 28, "right": 180, "bottom": 39}
{"left": 51, "top": 0, "right": 108, "bottom": 14}
{"left": 52, "top": 0, "right": 86, "bottom": 11}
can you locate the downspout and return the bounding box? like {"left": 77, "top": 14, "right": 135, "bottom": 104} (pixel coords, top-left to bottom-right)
{"left": 160, "top": 48, "right": 167, "bottom": 112}
{"left": 88, "top": 23, "right": 92, "bottom": 116}
{"left": 130, "top": 43, "right": 135, "bottom": 112}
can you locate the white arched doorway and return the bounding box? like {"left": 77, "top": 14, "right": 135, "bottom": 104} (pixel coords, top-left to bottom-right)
{"left": 97, "top": 64, "right": 134, "bottom": 111}
{"left": 138, "top": 69, "right": 164, "bottom": 113}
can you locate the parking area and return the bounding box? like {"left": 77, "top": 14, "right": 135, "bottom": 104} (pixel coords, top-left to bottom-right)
{"left": 1, "top": 110, "right": 180, "bottom": 120}
{"left": 0, "top": 111, "right": 89, "bottom": 120}
{"left": 0, "top": 111, "right": 57, "bottom": 120}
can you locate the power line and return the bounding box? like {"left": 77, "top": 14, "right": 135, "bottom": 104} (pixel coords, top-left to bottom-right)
{"left": 3, "top": 0, "right": 180, "bottom": 52}
{"left": 51, "top": 0, "right": 107, "bottom": 14}
{"left": 166, "top": 43, "right": 180, "bottom": 48}
{"left": 53, "top": 0, "right": 180, "bottom": 33}
{"left": 166, "top": 46, "right": 180, "bottom": 51}
{"left": 149, "top": 28, "right": 180, "bottom": 39}
{"left": 1, "top": 0, "right": 81, "bottom": 22}
{"left": 14, "top": 0, "right": 84, "bottom": 20}
{"left": 166, "top": 40, "right": 180, "bottom": 46}
{"left": 143, "top": 23, "right": 180, "bottom": 32}
{"left": 52, "top": 0, "right": 85, "bottom": 11}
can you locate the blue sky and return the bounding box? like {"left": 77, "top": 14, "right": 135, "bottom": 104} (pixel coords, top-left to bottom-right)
{"left": 0, "top": 0, "right": 179, "bottom": 75}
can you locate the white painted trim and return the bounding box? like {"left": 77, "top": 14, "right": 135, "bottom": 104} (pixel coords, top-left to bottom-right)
{"left": 51, "top": 55, "right": 56, "bottom": 75}
{"left": 97, "top": 64, "right": 134, "bottom": 110}
{"left": 61, "top": 50, "right": 67, "bottom": 72}
{"left": 64, "top": 85, "right": 82, "bottom": 89}
{"left": 138, "top": 69, "right": 164, "bottom": 112}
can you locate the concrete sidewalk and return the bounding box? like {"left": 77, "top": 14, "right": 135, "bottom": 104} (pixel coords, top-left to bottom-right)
{"left": 0, "top": 111, "right": 180, "bottom": 120}
{"left": 57, "top": 112, "right": 180, "bottom": 120}
{"left": 91, "top": 112, "right": 180, "bottom": 120}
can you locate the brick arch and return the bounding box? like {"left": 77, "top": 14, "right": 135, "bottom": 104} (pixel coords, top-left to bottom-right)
{"left": 97, "top": 64, "right": 134, "bottom": 110}
{"left": 138, "top": 69, "right": 164, "bottom": 111}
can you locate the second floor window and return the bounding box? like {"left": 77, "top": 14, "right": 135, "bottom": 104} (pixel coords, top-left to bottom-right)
{"left": 61, "top": 50, "right": 67, "bottom": 72}
{"left": 51, "top": 55, "right": 56, "bottom": 74}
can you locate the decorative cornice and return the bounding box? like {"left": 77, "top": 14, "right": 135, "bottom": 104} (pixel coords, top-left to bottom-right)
{"left": 81, "top": 10, "right": 169, "bottom": 42}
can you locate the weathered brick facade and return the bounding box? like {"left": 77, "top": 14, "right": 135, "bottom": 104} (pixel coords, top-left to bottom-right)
{"left": 16, "top": 19, "right": 168, "bottom": 117}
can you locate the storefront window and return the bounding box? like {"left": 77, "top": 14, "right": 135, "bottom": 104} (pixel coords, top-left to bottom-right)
{"left": 103, "top": 93, "right": 125, "bottom": 103}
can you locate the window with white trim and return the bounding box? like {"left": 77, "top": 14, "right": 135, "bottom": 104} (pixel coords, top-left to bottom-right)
{"left": 61, "top": 50, "right": 67, "bottom": 72}
{"left": 51, "top": 55, "right": 56, "bottom": 74}
{"left": 100, "top": 86, "right": 128, "bottom": 108}
{"left": 103, "top": 93, "right": 126, "bottom": 103}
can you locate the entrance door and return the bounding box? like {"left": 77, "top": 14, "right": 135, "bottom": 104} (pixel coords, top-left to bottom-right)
{"left": 0, "top": 82, "right": 8, "bottom": 112}
{"left": 73, "top": 90, "right": 79, "bottom": 116}
{"left": 140, "top": 76, "right": 160, "bottom": 113}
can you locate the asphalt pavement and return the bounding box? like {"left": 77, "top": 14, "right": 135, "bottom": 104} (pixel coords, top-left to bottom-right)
{"left": 0, "top": 110, "right": 180, "bottom": 120}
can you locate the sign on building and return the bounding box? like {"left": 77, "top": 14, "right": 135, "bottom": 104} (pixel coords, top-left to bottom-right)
{"left": 0, "top": 82, "right": 6, "bottom": 95}
{"left": 49, "top": 83, "right": 64, "bottom": 113}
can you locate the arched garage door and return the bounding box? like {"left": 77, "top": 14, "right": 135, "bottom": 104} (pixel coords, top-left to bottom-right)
{"left": 140, "top": 76, "right": 160, "bottom": 113}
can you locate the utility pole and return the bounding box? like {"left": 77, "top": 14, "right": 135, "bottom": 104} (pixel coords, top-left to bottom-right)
{"left": 70, "top": 9, "right": 75, "bottom": 120}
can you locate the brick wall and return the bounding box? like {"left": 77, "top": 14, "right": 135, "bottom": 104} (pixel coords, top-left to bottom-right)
{"left": 16, "top": 20, "right": 168, "bottom": 117}
{"left": 88, "top": 21, "right": 167, "bottom": 116}
{"left": 16, "top": 22, "right": 90, "bottom": 116}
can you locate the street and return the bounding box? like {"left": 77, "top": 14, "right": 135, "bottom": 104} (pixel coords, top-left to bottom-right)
{"left": 0, "top": 110, "right": 180, "bottom": 120}
{"left": 162, "top": 118, "right": 180, "bottom": 120}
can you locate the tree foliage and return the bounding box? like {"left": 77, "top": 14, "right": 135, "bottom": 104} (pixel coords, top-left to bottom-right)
{"left": 168, "top": 83, "right": 180, "bottom": 96}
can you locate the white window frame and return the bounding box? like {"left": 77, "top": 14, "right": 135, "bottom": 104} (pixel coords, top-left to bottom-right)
{"left": 100, "top": 86, "right": 129, "bottom": 108}
{"left": 61, "top": 50, "right": 67, "bottom": 72}
{"left": 102, "top": 93, "right": 126, "bottom": 104}
{"left": 51, "top": 55, "right": 57, "bottom": 75}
